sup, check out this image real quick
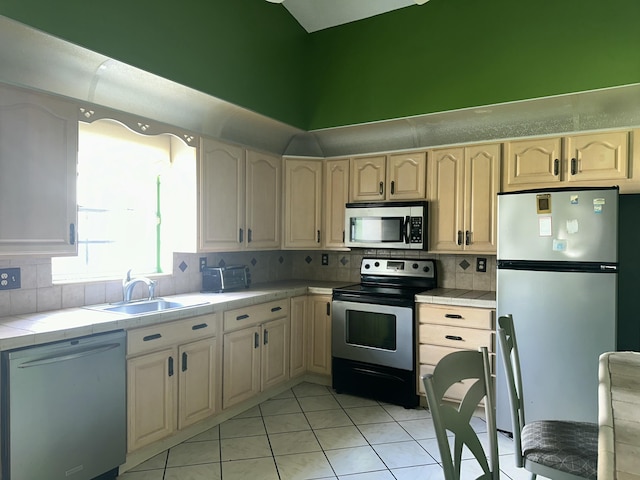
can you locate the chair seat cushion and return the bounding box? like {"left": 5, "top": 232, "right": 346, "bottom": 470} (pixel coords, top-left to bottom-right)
{"left": 522, "top": 420, "right": 598, "bottom": 480}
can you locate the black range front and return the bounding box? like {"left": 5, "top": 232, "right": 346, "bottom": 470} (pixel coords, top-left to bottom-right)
{"left": 331, "top": 258, "right": 437, "bottom": 408}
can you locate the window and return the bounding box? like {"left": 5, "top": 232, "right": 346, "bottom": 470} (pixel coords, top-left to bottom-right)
{"left": 53, "top": 119, "right": 176, "bottom": 282}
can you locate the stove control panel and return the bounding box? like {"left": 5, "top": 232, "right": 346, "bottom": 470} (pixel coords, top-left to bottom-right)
{"left": 360, "top": 258, "right": 436, "bottom": 279}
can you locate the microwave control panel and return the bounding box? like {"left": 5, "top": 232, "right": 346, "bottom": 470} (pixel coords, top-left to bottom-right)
{"left": 409, "top": 216, "right": 423, "bottom": 243}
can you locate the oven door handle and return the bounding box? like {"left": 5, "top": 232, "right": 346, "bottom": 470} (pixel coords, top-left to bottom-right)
{"left": 404, "top": 216, "right": 411, "bottom": 244}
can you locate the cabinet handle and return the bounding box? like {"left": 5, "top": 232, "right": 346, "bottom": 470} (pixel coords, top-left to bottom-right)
{"left": 191, "top": 323, "right": 208, "bottom": 330}
{"left": 168, "top": 356, "right": 174, "bottom": 376}
{"left": 379, "top": 181, "right": 384, "bottom": 195}
{"left": 254, "top": 332, "right": 260, "bottom": 349}
{"left": 69, "top": 223, "right": 76, "bottom": 245}
{"left": 182, "top": 352, "right": 188, "bottom": 372}
{"left": 465, "top": 230, "right": 471, "bottom": 246}
{"left": 445, "top": 335, "right": 463, "bottom": 341}
{"left": 445, "top": 314, "right": 463, "bottom": 319}
{"left": 317, "top": 230, "right": 321, "bottom": 243}
{"left": 326, "top": 302, "right": 331, "bottom": 316}
{"left": 457, "top": 230, "right": 463, "bottom": 246}
{"left": 143, "top": 333, "right": 162, "bottom": 342}
{"left": 554, "top": 158, "right": 560, "bottom": 176}
{"left": 391, "top": 180, "right": 395, "bottom": 195}
{"left": 342, "top": 230, "right": 345, "bottom": 243}
{"left": 271, "top": 306, "right": 282, "bottom": 312}
{"left": 239, "top": 228, "right": 244, "bottom": 243}
{"left": 248, "top": 228, "right": 252, "bottom": 243}
{"left": 264, "top": 329, "right": 269, "bottom": 345}
{"left": 571, "top": 158, "right": 578, "bottom": 175}
{"left": 237, "top": 314, "right": 250, "bottom": 321}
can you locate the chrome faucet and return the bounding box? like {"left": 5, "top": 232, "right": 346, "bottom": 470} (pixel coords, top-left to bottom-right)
{"left": 122, "top": 269, "right": 157, "bottom": 303}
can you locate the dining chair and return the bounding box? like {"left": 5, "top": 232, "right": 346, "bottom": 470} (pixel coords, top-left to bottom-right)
{"left": 598, "top": 350, "right": 640, "bottom": 480}
{"left": 497, "top": 314, "right": 598, "bottom": 480}
{"left": 422, "top": 346, "right": 499, "bottom": 480}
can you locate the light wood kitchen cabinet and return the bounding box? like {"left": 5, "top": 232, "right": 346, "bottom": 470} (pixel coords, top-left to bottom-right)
{"left": 350, "top": 152, "right": 426, "bottom": 201}
{"left": 290, "top": 295, "right": 308, "bottom": 378}
{"left": 222, "top": 299, "right": 290, "bottom": 409}
{"left": 503, "top": 130, "right": 633, "bottom": 192}
{"left": 323, "top": 158, "right": 350, "bottom": 249}
{"left": 199, "top": 138, "right": 280, "bottom": 251}
{"left": 429, "top": 144, "right": 500, "bottom": 253}
{"left": 126, "top": 313, "right": 220, "bottom": 452}
{"left": 0, "top": 83, "right": 78, "bottom": 256}
{"left": 307, "top": 295, "right": 332, "bottom": 376}
{"left": 283, "top": 158, "right": 323, "bottom": 249}
{"left": 417, "top": 304, "right": 495, "bottom": 402}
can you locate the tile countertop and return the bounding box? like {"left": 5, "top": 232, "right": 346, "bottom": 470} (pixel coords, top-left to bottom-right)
{"left": 0, "top": 280, "right": 495, "bottom": 351}
{"left": 416, "top": 288, "right": 496, "bottom": 309}
{"left": 0, "top": 281, "right": 348, "bottom": 351}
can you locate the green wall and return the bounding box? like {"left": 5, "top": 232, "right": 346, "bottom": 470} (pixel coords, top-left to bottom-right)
{"left": 1, "top": 0, "right": 639, "bottom": 130}
{"left": 0, "top": 0, "right": 310, "bottom": 128}
{"left": 307, "top": 0, "right": 640, "bottom": 129}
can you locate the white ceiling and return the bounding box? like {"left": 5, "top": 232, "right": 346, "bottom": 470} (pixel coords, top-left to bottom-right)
{"left": 282, "top": 0, "right": 418, "bottom": 33}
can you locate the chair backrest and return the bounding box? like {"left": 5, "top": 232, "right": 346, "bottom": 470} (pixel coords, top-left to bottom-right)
{"left": 422, "top": 346, "right": 499, "bottom": 480}
{"left": 598, "top": 351, "right": 640, "bottom": 480}
{"left": 497, "top": 314, "right": 525, "bottom": 467}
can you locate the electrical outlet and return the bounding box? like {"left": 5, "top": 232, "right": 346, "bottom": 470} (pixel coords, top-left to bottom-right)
{"left": 476, "top": 257, "right": 487, "bottom": 273}
{"left": 321, "top": 254, "right": 329, "bottom": 266}
{"left": 199, "top": 257, "right": 207, "bottom": 272}
{"left": 0, "top": 268, "right": 21, "bottom": 290}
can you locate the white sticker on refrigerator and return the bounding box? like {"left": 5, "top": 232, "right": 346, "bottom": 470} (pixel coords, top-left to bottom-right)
{"left": 538, "top": 216, "right": 552, "bottom": 236}
{"left": 594, "top": 198, "right": 605, "bottom": 214}
{"left": 566, "top": 219, "right": 579, "bottom": 234}
{"left": 570, "top": 195, "right": 579, "bottom": 205}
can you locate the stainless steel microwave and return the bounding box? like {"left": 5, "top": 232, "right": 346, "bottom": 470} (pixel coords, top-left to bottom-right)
{"left": 344, "top": 201, "right": 428, "bottom": 250}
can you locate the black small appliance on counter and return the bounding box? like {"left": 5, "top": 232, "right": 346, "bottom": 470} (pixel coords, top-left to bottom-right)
{"left": 201, "top": 265, "right": 250, "bottom": 293}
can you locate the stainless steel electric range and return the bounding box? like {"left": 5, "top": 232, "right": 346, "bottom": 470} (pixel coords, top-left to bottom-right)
{"left": 331, "top": 257, "right": 437, "bottom": 408}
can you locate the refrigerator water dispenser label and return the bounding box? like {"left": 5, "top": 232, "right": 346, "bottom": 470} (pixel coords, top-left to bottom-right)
{"left": 538, "top": 216, "right": 552, "bottom": 236}
{"left": 553, "top": 239, "right": 567, "bottom": 251}
{"left": 566, "top": 219, "right": 579, "bottom": 234}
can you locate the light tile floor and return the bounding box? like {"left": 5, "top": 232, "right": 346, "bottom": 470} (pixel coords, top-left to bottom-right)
{"left": 117, "top": 382, "right": 548, "bottom": 480}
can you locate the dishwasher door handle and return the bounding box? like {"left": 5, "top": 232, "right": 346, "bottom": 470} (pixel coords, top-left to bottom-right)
{"left": 17, "top": 343, "right": 122, "bottom": 368}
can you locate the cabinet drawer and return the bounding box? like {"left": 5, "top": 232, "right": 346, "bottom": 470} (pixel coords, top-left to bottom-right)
{"left": 128, "top": 313, "right": 218, "bottom": 356}
{"left": 419, "top": 324, "right": 493, "bottom": 351}
{"left": 224, "top": 299, "right": 289, "bottom": 332}
{"left": 418, "top": 344, "right": 495, "bottom": 374}
{"left": 419, "top": 304, "right": 494, "bottom": 330}
{"left": 418, "top": 364, "right": 476, "bottom": 401}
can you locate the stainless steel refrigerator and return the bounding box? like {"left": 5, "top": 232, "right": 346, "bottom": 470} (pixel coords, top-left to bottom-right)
{"left": 496, "top": 186, "right": 618, "bottom": 432}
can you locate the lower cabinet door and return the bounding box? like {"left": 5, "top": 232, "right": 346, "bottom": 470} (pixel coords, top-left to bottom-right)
{"left": 127, "top": 348, "right": 177, "bottom": 452}
{"left": 223, "top": 327, "right": 260, "bottom": 409}
{"left": 308, "top": 295, "right": 332, "bottom": 376}
{"left": 178, "top": 336, "right": 218, "bottom": 429}
{"left": 261, "top": 317, "right": 289, "bottom": 390}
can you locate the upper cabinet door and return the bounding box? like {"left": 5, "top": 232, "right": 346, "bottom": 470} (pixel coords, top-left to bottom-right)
{"left": 387, "top": 152, "right": 426, "bottom": 200}
{"left": 246, "top": 151, "right": 281, "bottom": 249}
{"left": 0, "top": 84, "right": 78, "bottom": 256}
{"left": 284, "top": 158, "right": 323, "bottom": 249}
{"left": 504, "top": 137, "right": 562, "bottom": 189}
{"left": 350, "top": 155, "right": 386, "bottom": 201}
{"left": 429, "top": 148, "right": 465, "bottom": 252}
{"left": 465, "top": 144, "right": 500, "bottom": 253}
{"left": 565, "top": 131, "right": 629, "bottom": 183}
{"left": 324, "top": 158, "right": 350, "bottom": 249}
{"left": 199, "top": 138, "right": 245, "bottom": 251}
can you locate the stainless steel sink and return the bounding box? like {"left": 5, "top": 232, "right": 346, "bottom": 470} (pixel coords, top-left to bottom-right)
{"left": 88, "top": 298, "right": 191, "bottom": 315}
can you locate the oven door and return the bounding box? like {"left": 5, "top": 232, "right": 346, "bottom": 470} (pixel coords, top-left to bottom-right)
{"left": 332, "top": 299, "right": 414, "bottom": 371}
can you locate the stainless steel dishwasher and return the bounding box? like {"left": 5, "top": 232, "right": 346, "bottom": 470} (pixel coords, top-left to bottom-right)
{"left": 1, "top": 330, "right": 126, "bottom": 480}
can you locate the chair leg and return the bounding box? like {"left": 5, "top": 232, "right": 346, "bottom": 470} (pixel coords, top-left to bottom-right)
{"left": 530, "top": 473, "right": 537, "bottom": 480}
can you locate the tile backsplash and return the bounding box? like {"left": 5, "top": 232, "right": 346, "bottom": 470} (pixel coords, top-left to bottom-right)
{"left": 0, "top": 250, "right": 495, "bottom": 318}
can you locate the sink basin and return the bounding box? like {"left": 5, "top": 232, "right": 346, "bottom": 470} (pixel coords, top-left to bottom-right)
{"left": 90, "top": 299, "right": 188, "bottom": 315}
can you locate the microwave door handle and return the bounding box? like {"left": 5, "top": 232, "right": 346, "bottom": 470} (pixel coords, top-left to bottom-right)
{"left": 404, "top": 216, "right": 410, "bottom": 244}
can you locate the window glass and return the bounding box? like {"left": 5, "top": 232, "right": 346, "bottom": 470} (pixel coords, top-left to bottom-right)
{"left": 52, "top": 120, "right": 172, "bottom": 281}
